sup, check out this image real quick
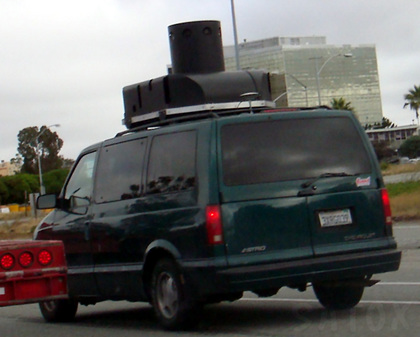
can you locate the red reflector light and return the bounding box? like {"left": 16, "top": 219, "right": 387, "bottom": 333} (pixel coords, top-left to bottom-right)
{"left": 206, "top": 205, "right": 223, "bottom": 245}
{"left": 38, "top": 250, "right": 53, "bottom": 266}
{"left": 1, "top": 253, "right": 15, "bottom": 270}
{"left": 381, "top": 188, "right": 392, "bottom": 226}
{"left": 19, "top": 252, "right": 34, "bottom": 268}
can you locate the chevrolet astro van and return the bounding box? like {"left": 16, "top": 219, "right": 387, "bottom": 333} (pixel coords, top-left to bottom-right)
{"left": 35, "top": 108, "right": 401, "bottom": 329}
{"left": 35, "top": 20, "right": 401, "bottom": 330}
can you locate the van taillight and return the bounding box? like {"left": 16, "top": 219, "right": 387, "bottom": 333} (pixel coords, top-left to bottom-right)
{"left": 381, "top": 189, "right": 392, "bottom": 226}
{"left": 206, "top": 205, "right": 224, "bottom": 245}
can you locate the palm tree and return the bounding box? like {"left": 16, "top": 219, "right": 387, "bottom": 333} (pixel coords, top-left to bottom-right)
{"left": 330, "top": 97, "right": 355, "bottom": 112}
{"left": 404, "top": 85, "right": 420, "bottom": 124}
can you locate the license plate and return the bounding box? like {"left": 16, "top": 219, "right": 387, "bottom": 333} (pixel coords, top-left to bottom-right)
{"left": 318, "top": 209, "right": 352, "bottom": 227}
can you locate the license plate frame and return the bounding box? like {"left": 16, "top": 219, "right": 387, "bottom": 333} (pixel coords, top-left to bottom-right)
{"left": 318, "top": 209, "right": 352, "bottom": 228}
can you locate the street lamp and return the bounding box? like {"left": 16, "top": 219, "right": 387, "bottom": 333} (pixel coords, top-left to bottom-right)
{"left": 285, "top": 73, "right": 308, "bottom": 107}
{"left": 230, "top": 0, "right": 240, "bottom": 70}
{"left": 311, "top": 53, "right": 352, "bottom": 105}
{"left": 36, "top": 124, "right": 60, "bottom": 195}
{"left": 273, "top": 91, "right": 288, "bottom": 103}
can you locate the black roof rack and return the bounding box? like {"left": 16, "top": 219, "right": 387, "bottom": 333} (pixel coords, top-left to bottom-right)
{"left": 115, "top": 105, "right": 334, "bottom": 138}
{"left": 116, "top": 103, "right": 273, "bottom": 137}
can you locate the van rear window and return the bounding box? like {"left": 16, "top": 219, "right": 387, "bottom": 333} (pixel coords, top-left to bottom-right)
{"left": 221, "top": 117, "right": 371, "bottom": 186}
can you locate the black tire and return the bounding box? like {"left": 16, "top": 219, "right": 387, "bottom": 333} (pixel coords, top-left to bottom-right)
{"left": 151, "top": 258, "right": 200, "bottom": 330}
{"left": 313, "top": 281, "right": 364, "bottom": 310}
{"left": 39, "top": 299, "right": 78, "bottom": 322}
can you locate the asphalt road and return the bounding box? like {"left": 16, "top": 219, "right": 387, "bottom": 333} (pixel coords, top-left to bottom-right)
{"left": 0, "top": 221, "right": 419, "bottom": 337}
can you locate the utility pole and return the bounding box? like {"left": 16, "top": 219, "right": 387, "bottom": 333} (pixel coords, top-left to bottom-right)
{"left": 230, "top": 0, "right": 240, "bottom": 70}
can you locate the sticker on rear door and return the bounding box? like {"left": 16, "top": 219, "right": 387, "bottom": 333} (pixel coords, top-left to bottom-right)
{"left": 356, "top": 176, "right": 371, "bottom": 187}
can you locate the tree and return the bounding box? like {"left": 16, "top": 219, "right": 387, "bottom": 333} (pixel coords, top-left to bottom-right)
{"left": 17, "top": 126, "right": 64, "bottom": 174}
{"left": 62, "top": 158, "right": 75, "bottom": 169}
{"left": 399, "top": 135, "right": 420, "bottom": 159}
{"left": 403, "top": 85, "right": 420, "bottom": 124}
{"left": 330, "top": 97, "right": 359, "bottom": 120}
{"left": 371, "top": 141, "right": 396, "bottom": 161}
{"left": 0, "top": 180, "right": 9, "bottom": 205}
{"left": 43, "top": 169, "right": 70, "bottom": 194}
{"left": 379, "top": 117, "right": 397, "bottom": 128}
{"left": 330, "top": 97, "right": 355, "bottom": 112}
{"left": 0, "top": 170, "right": 69, "bottom": 204}
{"left": 365, "top": 117, "right": 397, "bottom": 130}
{"left": 1, "top": 175, "right": 32, "bottom": 204}
{"left": 10, "top": 154, "right": 23, "bottom": 173}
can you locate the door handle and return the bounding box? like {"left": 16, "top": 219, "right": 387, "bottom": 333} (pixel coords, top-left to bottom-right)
{"left": 84, "top": 222, "right": 90, "bottom": 241}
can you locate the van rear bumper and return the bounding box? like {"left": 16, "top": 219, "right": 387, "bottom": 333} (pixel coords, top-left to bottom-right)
{"left": 182, "top": 249, "right": 401, "bottom": 297}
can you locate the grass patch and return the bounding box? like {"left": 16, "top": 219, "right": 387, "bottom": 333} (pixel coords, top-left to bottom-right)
{"left": 0, "top": 211, "right": 49, "bottom": 239}
{"left": 0, "top": 212, "right": 29, "bottom": 221}
{"left": 387, "top": 181, "right": 420, "bottom": 197}
{"left": 386, "top": 180, "right": 420, "bottom": 220}
{"left": 0, "top": 218, "right": 38, "bottom": 239}
{"left": 382, "top": 162, "right": 420, "bottom": 176}
{"left": 390, "top": 190, "right": 420, "bottom": 219}
{"left": 382, "top": 162, "right": 420, "bottom": 219}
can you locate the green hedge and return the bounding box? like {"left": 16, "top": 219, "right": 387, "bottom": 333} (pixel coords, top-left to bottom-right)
{"left": 0, "top": 168, "right": 69, "bottom": 204}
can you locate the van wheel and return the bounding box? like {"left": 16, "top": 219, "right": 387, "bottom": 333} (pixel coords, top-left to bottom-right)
{"left": 313, "top": 281, "right": 364, "bottom": 310}
{"left": 151, "top": 258, "right": 200, "bottom": 330}
{"left": 39, "top": 299, "right": 78, "bottom": 322}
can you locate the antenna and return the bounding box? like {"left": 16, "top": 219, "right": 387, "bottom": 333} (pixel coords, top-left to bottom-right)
{"left": 239, "top": 92, "right": 260, "bottom": 114}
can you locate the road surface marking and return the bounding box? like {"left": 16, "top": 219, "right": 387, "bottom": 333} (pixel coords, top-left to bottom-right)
{"left": 240, "top": 298, "right": 420, "bottom": 305}
{"left": 394, "top": 225, "right": 420, "bottom": 229}
{"left": 378, "top": 282, "right": 420, "bottom": 286}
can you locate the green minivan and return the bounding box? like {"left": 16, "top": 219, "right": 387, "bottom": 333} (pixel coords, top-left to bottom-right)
{"left": 35, "top": 20, "right": 401, "bottom": 330}
{"left": 36, "top": 107, "right": 400, "bottom": 329}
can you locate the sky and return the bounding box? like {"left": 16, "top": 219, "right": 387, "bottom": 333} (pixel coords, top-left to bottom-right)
{"left": 1, "top": 0, "right": 419, "bottom": 161}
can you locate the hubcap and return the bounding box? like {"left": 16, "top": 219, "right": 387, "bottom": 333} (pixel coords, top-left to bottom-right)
{"left": 42, "top": 300, "right": 56, "bottom": 312}
{"left": 156, "top": 271, "right": 179, "bottom": 319}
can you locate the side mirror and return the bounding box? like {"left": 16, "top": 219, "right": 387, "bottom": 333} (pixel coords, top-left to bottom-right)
{"left": 69, "top": 196, "right": 90, "bottom": 215}
{"left": 37, "top": 194, "right": 58, "bottom": 209}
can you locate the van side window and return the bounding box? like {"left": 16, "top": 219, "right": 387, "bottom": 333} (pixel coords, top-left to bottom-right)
{"left": 146, "top": 131, "right": 196, "bottom": 194}
{"left": 95, "top": 138, "right": 146, "bottom": 203}
{"left": 64, "top": 151, "right": 96, "bottom": 201}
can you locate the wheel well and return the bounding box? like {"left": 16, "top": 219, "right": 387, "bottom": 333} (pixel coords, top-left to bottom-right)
{"left": 143, "top": 248, "right": 175, "bottom": 299}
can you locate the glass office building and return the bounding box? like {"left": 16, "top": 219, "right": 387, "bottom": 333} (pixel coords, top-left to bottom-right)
{"left": 224, "top": 37, "right": 383, "bottom": 124}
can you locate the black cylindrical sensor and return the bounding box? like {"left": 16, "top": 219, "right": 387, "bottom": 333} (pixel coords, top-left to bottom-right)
{"left": 168, "top": 20, "right": 225, "bottom": 74}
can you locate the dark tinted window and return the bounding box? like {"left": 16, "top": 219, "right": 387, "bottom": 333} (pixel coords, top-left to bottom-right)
{"left": 221, "top": 117, "right": 371, "bottom": 186}
{"left": 64, "top": 151, "right": 96, "bottom": 200}
{"left": 147, "top": 131, "right": 196, "bottom": 194}
{"left": 95, "top": 138, "right": 146, "bottom": 203}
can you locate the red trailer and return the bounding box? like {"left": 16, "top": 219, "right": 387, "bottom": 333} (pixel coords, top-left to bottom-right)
{"left": 0, "top": 240, "right": 68, "bottom": 306}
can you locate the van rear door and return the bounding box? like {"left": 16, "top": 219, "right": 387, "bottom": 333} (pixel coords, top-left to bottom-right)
{"left": 218, "top": 114, "right": 315, "bottom": 267}
{"left": 217, "top": 112, "right": 388, "bottom": 267}
{"left": 297, "top": 117, "right": 392, "bottom": 256}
